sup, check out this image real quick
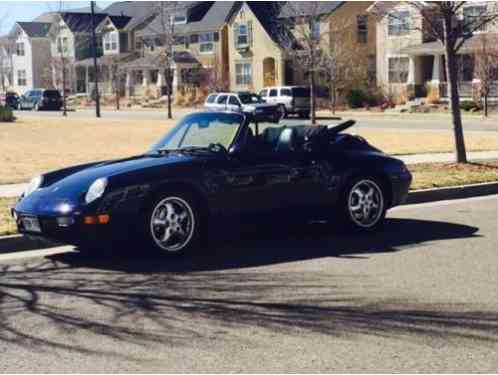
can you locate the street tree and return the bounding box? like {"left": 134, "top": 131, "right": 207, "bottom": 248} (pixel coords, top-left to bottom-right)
{"left": 372, "top": 1, "right": 498, "bottom": 163}
{"left": 473, "top": 34, "right": 498, "bottom": 117}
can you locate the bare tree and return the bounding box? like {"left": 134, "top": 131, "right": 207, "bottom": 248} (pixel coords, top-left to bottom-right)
{"left": 147, "top": 2, "right": 179, "bottom": 119}
{"left": 0, "top": 13, "right": 13, "bottom": 93}
{"left": 104, "top": 55, "right": 126, "bottom": 111}
{"left": 280, "top": 2, "right": 331, "bottom": 124}
{"left": 372, "top": 1, "right": 498, "bottom": 163}
{"left": 473, "top": 34, "right": 498, "bottom": 117}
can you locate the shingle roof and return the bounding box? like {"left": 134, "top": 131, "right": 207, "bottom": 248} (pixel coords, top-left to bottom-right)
{"left": 108, "top": 15, "right": 132, "bottom": 30}
{"left": 122, "top": 51, "right": 199, "bottom": 68}
{"left": 16, "top": 22, "right": 52, "bottom": 37}
{"left": 278, "top": 1, "right": 344, "bottom": 18}
{"left": 60, "top": 12, "right": 108, "bottom": 33}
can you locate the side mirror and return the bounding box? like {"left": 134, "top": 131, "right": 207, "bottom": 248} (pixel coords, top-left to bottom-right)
{"left": 228, "top": 142, "right": 248, "bottom": 159}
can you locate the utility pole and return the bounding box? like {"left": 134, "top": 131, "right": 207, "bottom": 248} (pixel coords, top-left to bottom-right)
{"left": 90, "top": 1, "right": 101, "bottom": 118}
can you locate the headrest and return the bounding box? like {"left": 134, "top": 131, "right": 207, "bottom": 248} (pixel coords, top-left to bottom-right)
{"left": 275, "top": 127, "right": 296, "bottom": 153}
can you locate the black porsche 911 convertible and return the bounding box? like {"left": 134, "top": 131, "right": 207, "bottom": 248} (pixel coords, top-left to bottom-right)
{"left": 12, "top": 112, "right": 412, "bottom": 255}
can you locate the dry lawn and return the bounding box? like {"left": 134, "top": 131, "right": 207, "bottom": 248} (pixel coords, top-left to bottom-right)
{"left": 3, "top": 116, "right": 498, "bottom": 183}
{"left": 0, "top": 197, "right": 17, "bottom": 236}
{"left": 3, "top": 162, "right": 498, "bottom": 236}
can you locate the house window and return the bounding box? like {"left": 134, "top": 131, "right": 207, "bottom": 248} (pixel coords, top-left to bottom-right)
{"left": 357, "top": 15, "right": 368, "bottom": 43}
{"left": 103, "top": 32, "right": 118, "bottom": 51}
{"left": 172, "top": 14, "right": 187, "bottom": 24}
{"left": 388, "top": 57, "right": 409, "bottom": 83}
{"left": 174, "top": 35, "right": 186, "bottom": 46}
{"left": 464, "top": 5, "right": 487, "bottom": 33}
{"left": 133, "top": 70, "right": 143, "bottom": 85}
{"left": 199, "top": 33, "right": 214, "bottom": 53}
{"left": 310, "top": 20, "right": 320, "bottom": 40}
{"left": 388, "top": 10, "right": 411, "bottom": 36}
{"left": 17, "top": 70, "right": 26, "bottom": 86}
{"left": 150, "top": 70, "right": 159, "bottom": 84}
{"left": 237, "top": 24, "right": 249, "bottom": 46}
{"left": 57, "top": 37, "right": 69, "bottom": 54}
{"left": 235, "top": 62, "right": 252, "bottom": 85}
{"left": 16, "top": 42, "right": 24, "bottom": 56}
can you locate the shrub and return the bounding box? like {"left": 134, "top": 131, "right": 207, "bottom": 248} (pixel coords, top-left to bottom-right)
{"left": 460, "top": 100, "right": 479, "bottom": 112}
{"left": 346, "top": 89, "right": 367, "bottom": 108}
{"left": 0, "top": 106, "right": 14, "bottom": 122}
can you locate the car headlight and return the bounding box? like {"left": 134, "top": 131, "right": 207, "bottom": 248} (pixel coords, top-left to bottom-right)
{"left": 24, "top": 175, "right": 43, "bottom": 197}
{"left": 85, "top": 177, "right": 108, "bottom": 204}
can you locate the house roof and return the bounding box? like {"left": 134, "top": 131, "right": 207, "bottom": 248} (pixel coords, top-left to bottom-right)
{"left": 16, "top": 22, "right": 52, "bottom": 38}
{"left": 108, "top": 15, "right": 133, "bottom": 30}
{"left": 60, "top": 12, "right": 108, "bottom": 33}
{"left": 122, "top": 51, "right": 200, "bottom": 69}
{"left": 34, "top": 5, "right": 104, "bottom": 22}
{"left": 277, "top": 1, "right": 344, "bottom": 18}
{"left": 104, "top": 1, "right": 160, "bottom": 31}
{"left": 399, "top": 34, "right": 498, "bottom": 55}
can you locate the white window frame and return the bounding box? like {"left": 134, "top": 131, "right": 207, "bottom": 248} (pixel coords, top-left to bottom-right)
{"left": 199, "top": 32, "right": 214, "bottom": 54}
{"left": 387, "top": 56, "right": 409, "bottom": 83}
{"left": 172, "top": 14, "right": 187, "bottom": 25}
{"left": 57, "top": 37, "right": 69, "bottom": 54}
{"left": 387, "top": 10, "right": 411, "bottom": 37}
{"left": 463, "top": 4, "right": 488, "bottom": 33}
{"left": 17, "top": 69, "right": 27, "bottom": 86}
{"left": 16, "top": 42, "right": 25, "bottom": 56}
{"left": 103, "top": 31, "right": 118, "bottom": 51}
{"left": 237, "top": 24, "right": 249, "bottom": 46}
{"left": 235, "top": 62, "right": 252, "bottom": 86}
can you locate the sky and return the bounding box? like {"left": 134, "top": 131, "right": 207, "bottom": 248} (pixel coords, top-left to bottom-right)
{"left": 0, "top": 1, "right": 113, "bottom": 34}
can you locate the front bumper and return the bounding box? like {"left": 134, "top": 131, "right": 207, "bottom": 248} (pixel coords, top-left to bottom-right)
{"left": 390, "top": 172, "right": 412, "bottom": 207}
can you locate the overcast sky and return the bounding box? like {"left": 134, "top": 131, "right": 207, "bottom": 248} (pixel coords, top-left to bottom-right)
{"left": 0, "top": 1, "right": 113, "bottom": 34}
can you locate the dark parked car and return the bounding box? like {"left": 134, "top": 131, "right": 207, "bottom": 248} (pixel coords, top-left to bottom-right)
{"left": 18, "top": 89, "right": 63, "bottom": 111}
{"left": 0, "top": 91, "right": 20, "bottom": 109}
{"left": 12, "top": 112, "right": 412, "bottom": 256}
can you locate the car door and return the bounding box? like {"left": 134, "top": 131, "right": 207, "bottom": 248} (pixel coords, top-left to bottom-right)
{"left": 267, "top": 88, "right": 278, "bottom": 105}
{"left": 227, "top": 95, "right": 242, "bottom": 113}
{"left": 214, "top": 94, "right": 228, "bottom": 111}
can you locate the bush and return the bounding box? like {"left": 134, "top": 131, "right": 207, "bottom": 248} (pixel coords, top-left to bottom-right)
{"left": 346, "top": 89, "right": 367, "bottom": 108}
{"left": 460, "top": 100, "right": 479, "bottom": 112}
{"left": 0, "top": 106, "right": 14, "bottom": 122}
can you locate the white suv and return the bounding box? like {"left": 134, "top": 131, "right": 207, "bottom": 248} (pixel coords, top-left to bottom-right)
{"left": 204, "top": 92, "right": 281, "bottom": 122}
{"left": 259, "top": 86, "right": 311, "bottom": 119}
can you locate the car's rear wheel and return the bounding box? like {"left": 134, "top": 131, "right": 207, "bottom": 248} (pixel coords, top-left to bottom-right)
{"left": 277, "top": 104, "right": 287, "bottom": 120}
{"left": 335, "top": 176, "right": 386, "bottom": 232}
{"left": 145, "top": 192, "right": 202, "bottom": 256}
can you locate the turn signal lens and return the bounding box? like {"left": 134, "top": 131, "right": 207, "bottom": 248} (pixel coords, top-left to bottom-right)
{"left": 84, "top": 216, "right": 97, "bottom": 225}
{"left": 98, "top": 215, "right": 110, "bottom": 224}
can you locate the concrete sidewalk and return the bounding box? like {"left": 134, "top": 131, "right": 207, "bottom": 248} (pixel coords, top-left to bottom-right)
{"left": 2, "top": 150, "right": 498, "bottom": 198}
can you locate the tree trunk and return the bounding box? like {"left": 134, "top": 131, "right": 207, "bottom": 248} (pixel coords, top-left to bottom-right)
{"left": 116, "top": 84, "right": 120, "bottom": 111}
{"left": 310, "top": 71, "right": 316, "bottom": 125}
{"left": 444, "top": 46, "right": 467, "bottom": 163}
{"left": 61, "top": 60, "right": 67, "bottom": 117}
{"left": 331, "top": 83, "right": 336, "bottom": 115}
{"left": 484, "top": 92, "right": 488, "bottom": 118}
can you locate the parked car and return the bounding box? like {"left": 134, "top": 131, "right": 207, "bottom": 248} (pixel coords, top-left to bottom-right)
{"left": 0, "top": 91, "right": 20, "bottom": 109}
{"left": 18, "top": 89, "right": 63, "bottom": 111}
{"left": 12, "top": 112, "right": 412, "bottom": 256}
{"left": 204, "top": 92, "right": 282, "bottom": 122}
{"left": 259, "top": 86, "right": 311, "bottom": 119}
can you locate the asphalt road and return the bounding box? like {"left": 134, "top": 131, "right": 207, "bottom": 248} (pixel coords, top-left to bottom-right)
{"left": 14, "top": 108, "right": 498, "bottom": 132}
{"left": 0, "top": 196, "right": 498, "bottom": 372}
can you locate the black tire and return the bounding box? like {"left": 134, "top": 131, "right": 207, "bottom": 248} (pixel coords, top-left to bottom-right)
{"left": 277, "top": 104, "right": 287, "bottom": 120}
{"left": 142, "top": 190, "right": 204, "bottom": 256}
{"left": 333, "top": 176, "right": 387, "bottom": 233}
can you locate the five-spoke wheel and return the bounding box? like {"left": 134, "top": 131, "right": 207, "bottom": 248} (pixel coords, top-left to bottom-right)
{"left": 348, "top": 179, "right": 384, "bottom": 228}
{"left": 149, "top": 195, "right": 197, "bottom": 254}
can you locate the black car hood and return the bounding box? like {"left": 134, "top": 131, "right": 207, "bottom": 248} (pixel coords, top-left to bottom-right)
{"left": 40, "top": 153, "right": 197, "bottom": 199}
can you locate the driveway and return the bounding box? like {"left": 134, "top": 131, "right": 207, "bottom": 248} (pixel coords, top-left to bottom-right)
{"left": 0, "top": 196, "right": 497, "bottom": 372}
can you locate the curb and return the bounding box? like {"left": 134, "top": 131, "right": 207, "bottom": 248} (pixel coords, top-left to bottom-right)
{"left": 405, "top": 181, "right": 498, "bottom": 205}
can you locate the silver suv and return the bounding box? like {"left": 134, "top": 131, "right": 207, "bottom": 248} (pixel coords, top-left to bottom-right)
{"left": 259, "top": 86, "right": 311, "bottom": 119}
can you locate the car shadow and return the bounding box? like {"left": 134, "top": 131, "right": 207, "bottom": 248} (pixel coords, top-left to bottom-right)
{"left": 0, "top": 235, "right": 60, "bottom": 255}
{"left": 51, "top": 218, "right": 479, "bottom": 273}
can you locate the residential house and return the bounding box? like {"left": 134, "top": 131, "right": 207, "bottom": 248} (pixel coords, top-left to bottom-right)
{"left": 371, "top": 1, "right": 498, "bottom": 104}
{"left": 226, "top": 1, "right": 375, "bottom": 96}
{"left": 8, "top": 22, "right": 52, "bottom": 94}
{"left": 129, "top": 1, "right": 234, "bottom": 99}
{"left": 47, "top": 12, "right": 107, "bottom": 94}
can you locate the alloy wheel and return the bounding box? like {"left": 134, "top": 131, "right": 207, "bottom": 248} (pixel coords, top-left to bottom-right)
{"left": 347, "top": 179, "right": 384, "bottom": 228}
{"left": 149, "top": 196, "right": 195, "bottom": 252}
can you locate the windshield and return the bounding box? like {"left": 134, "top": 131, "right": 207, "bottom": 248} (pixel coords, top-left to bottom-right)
{"left": 239, "top": 93, "right": 263, "bottom": 104}
{"left": 149, "top": 112, "right": 243, "bottom": 153}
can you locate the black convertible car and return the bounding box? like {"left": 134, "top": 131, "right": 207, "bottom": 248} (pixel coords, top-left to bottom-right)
{"left": 12, "top": 112, "right": 412, "bottom": 255}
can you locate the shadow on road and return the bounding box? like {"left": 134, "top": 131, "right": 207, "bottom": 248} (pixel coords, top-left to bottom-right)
{"left": 1, "top": 217, "right": 495, "bottom": 359}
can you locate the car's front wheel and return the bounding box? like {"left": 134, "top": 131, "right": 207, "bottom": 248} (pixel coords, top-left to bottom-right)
{"left": 145, "top": 192, "right": 202, "bottom": 255}
{"left": 335, "top": 177, "right": 387, "bottom": 232}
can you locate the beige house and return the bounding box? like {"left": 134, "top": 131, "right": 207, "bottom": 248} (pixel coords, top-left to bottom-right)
{"left": 371, "top": 1, "right": 498, "bottom": 104}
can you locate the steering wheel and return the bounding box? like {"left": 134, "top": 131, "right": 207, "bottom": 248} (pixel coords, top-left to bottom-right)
{"left": 208, "top": 143, "right": 228, "bottom": 155}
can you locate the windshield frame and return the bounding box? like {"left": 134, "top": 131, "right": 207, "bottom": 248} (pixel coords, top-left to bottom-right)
{"left": 149, "top": 112, "right": 246, "bottom": 154}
